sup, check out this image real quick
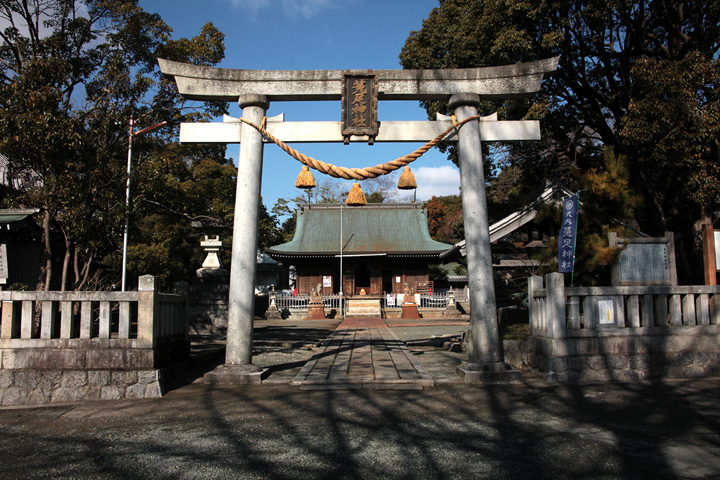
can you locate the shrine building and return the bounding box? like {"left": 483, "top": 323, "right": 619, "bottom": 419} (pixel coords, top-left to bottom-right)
{"left": 266, "top": 203, "right": 454, "bottom": 296}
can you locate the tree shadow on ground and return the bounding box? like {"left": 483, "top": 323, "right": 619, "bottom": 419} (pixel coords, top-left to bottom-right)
{"left": 1, "top": 379, "right": 719, "bottom": 479}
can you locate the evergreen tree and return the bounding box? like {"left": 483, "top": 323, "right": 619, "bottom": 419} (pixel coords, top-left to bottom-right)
{"left": 0, "top": 0, "right": 226, "bottom": 290}
{"left": 400, "top": 0, "right": 720, "bottom": 282}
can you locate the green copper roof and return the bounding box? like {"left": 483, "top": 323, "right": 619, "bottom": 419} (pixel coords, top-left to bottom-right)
{"left": 267, "top": 204, "right": 453, "bottom": 256}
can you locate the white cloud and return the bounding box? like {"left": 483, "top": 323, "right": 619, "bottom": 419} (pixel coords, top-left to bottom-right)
{"left": 412, "top": 165, "right": 461, "bottom": 201}
{"left": 225, "top": 0, "right": 341, "bottom": 18}
{"left": 281, "top": 0, "right": 335, "bottom": 18}
{"left": 225, "top": 0, "right": 272, "bottom": 15}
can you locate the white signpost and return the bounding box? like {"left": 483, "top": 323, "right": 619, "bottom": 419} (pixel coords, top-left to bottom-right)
{"left": 159, "top": 57, "right": 557, "bottom": 384}
{"left": 0, "top": 243, "right": 7, "bottom": 287}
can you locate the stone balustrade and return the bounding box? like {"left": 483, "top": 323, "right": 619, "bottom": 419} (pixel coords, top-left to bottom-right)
{"left": 523, "top": 273, "right": 720, "bottom": 383}
{"left": 0, "top": 275, "right": 189, "bottom": 405}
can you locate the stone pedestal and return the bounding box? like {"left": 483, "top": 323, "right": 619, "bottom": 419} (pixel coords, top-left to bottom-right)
{"left": 456, "top": 361, "right": 523, "bottom": 384}
{"left": 306, "top": 300, "right": 326, "bottom": 320}
{"left": 400, "top": 302, "right": 420, "bottom": 320}
{"left": 204, "top": 364, "right": 268, "bottom": 385}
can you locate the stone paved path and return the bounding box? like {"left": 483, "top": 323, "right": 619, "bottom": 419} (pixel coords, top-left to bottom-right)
{"left": 291, "top": 317, "right": 434, "bottom": 389}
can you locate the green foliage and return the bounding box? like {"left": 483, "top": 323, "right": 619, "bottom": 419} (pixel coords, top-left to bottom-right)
{"left": 424, "top": 195, "right": 464, "bottom": 244}
{"left": 535, "top": 148, "right": 639, "bottom": 285}
{"left": 401, "top": 0, "right": 720, "bottom": 282}
{"left": 622, "top": 52, "right": 720, "bottom": 231}
{"left": 0, "top": 1, "right": 227, "bottom": 290}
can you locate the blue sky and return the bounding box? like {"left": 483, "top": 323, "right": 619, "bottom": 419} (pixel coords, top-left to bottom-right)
{"left": 139, "top": 0, "right": 459, "bottom": 216}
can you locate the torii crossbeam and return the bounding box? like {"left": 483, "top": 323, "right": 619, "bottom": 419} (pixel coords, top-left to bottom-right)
{"left": 159, "top": 57, "right": 558, "bottom": 384}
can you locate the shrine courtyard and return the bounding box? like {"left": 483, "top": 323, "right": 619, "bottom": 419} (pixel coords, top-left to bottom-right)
{"left": 1, "top": 318, "right": 719, "bottom": 479}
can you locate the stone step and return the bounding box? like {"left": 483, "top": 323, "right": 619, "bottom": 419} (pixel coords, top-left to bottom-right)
{"left": 345, "top": 309, "right": 381, "bottom": 313}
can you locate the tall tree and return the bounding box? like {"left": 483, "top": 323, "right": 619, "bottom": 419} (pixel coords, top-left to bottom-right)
{"left": 0, "top": 0, "right": 225, "bottom": 290}
{"left": 400, "top": 0, "right": 720, "bottom": 282}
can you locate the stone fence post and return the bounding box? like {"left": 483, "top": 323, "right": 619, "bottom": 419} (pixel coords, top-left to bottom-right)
{"left": 527, "top": 275, "right": 543, "bottom": 336}
{"left": 545, "top": 273, "right": 567, "bottom": 339}
{"left": 174, "top": 281, "right": 191, "bottom": 340}
{"left": 137, "top": 275, "right": 158, "bottom": 349}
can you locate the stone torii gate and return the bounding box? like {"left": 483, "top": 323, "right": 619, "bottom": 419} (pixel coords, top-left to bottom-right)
{"left": 159, "top": 57, "right": 558, "bottom": 384}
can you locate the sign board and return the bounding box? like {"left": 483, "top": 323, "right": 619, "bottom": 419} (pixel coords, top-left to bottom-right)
{"left": 341, "top": 72, "right": 378, "bottom": 143}
{"left": 558, "top": 195, "right": 578, "bottom": 273}
{"left": 715, "top": 231, "right": 720, "bottom": 271}
{"left": 597, "top": 299, "right": 615, "bottom": 325}
{"left": 322, "top": 275, "right": 332, "bottom": 288}
{"left": 609, "top": 232, "right": 677, "bottom": 286}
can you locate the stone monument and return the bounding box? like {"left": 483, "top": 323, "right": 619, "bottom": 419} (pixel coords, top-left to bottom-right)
{"left": 188, "top": 235, "right": 230, "bottom": 335}
{"left": 609, "top": 232, "right": 678, "bottom": 286}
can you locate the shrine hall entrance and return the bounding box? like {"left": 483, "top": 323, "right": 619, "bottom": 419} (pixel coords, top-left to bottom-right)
{"left": 353, "top": 264, "right": 371, "bottom": 295}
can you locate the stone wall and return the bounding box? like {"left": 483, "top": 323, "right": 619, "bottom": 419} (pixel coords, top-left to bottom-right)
{"left": 521, "top": 273, "right": 720, "bottom": 384}
{"left": 0, "top": 368, "right": 163, "bottom": 406}
{"left": 188, "top": 281, "right": 229, "bottom": 334}
{"left": 0, "top": 275, "right": 189, "bottom": 406}
{"left": 503, "top": 326, "right": 720, "bottom": 383}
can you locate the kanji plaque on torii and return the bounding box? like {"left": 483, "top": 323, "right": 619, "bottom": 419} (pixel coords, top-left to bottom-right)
{"left": 159, "top": 57, "right": 558, "bottom": 384}
{"left": 341, "top": 71, "right": 378, "bottom": 143}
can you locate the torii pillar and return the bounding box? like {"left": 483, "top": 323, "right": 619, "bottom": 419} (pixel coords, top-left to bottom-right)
{"left": 205, "top": 94, "right": 269, "bottom": 384}
{"left": 452, "top": 93, "right": 522, "bottom": 382}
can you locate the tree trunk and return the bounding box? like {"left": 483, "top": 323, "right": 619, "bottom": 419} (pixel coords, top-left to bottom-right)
{"left": 73, "top": 247, "right": 80, "bottom": 288}
{"left": 691, "top": 208, "right": 712, "bottom": 284}
{"left": 41, "top": 209, "right": 52, "bottom": 291}
{"left": 76, "top": 254, "right": 93, "bottom": 292}
{"left": 60, "top": 237, "right": 72, "bottom": 292}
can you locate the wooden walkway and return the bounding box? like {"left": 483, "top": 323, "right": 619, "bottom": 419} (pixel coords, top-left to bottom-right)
{"left": 291, "top": 317, "right": 434, "bottom": 390}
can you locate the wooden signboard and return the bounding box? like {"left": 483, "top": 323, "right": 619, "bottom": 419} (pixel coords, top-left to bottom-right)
{"left": 341, "top": 72, "right": 378, "bottom": 144}
{"left": 702, "top": 225, "right": 719, "bottom": 285}
{"left": 609, "top": 232, "right": 678, "bottom": 286}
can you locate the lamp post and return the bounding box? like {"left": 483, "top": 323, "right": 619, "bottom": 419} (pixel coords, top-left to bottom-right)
{"left": 121, "top": 116, "right": 167, "bottom": 291}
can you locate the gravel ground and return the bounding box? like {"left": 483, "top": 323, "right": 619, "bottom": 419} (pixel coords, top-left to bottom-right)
{"left": 1, "top": 380, "right": 720, "bottom": 479}
{"left": 2, "top": 320, "right": 719, "bottom": 479}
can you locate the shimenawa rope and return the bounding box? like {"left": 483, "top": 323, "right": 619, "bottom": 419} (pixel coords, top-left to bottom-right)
{"left": 238, "top": 115, "right": 480, "bottom": 181}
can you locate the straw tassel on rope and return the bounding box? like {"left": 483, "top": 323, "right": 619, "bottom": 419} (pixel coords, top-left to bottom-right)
{"left": 346, "top": 183, "right": 367, "bottom": 206}
{"left": 295, "top": 165, "right": 316, "bottom": 189}
{"left": 397, "top": 166, "right": 417, "bottom": 190}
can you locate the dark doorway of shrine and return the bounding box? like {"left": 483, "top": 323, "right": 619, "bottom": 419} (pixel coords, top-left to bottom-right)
{"left": 382, "top": 270, "right": 393, "bottom": 293}
{"left": 354, "top": 264, "right": 371, "bottom": 294}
